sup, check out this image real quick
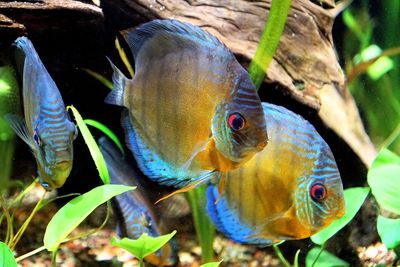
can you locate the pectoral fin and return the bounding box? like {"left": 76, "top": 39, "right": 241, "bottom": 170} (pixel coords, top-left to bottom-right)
{"left": 4, "top": 113, "right": 34, "bottom": 149}
{"left": 155, "top": 170, "right": 217, "bottom": 204}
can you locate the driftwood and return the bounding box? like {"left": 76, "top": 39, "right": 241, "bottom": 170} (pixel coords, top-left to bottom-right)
{"left": 0, "top": 0, "right": 376, "bottom": 168}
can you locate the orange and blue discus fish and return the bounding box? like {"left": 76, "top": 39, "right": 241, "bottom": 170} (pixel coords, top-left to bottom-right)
{"left": 206, "top": 103, "right": 345, "bottom": 246}
{"left": 5, "top": 37, "right": 77, "bottom": 190}
{"left": 105, "top": 19, "right": 268, "bottom": 189}
{"left": 99, "top": 137, "right": 177, "bottom": 266}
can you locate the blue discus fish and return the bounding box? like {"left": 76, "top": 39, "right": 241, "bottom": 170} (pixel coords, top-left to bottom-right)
{"left": 6, "top": 37, "right": 77, "bottom": 190}
{"left": 105, "top": 19, "right": 267, "bottom": 192}
{"left": 206, "top": 103, "right": 345, "bottom": 246}
{"left": 98, "top": 137, "right": 177, "bottom": 266}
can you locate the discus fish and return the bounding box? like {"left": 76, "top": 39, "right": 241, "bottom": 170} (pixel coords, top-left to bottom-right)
{"left": 105, "top": 19, "right": 267, "bottom": 190}
{"left": 206, "top": 103, "right": 345, "bottom": 246}
{"left": 98, "top": 137, "right": 177, "bottom": 266}
{"left": 5, "top": 37, "right": 77, "bottom": 190}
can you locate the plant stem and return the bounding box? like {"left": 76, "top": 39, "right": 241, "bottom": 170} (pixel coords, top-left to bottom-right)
{"left": 15, "top": 246, "right": 46, "bottom": 262}
{"left": 381, "top": 123, "right": 400, "bottom": 149}
{"left": 64, "top": 200, "right": 111, "bottom": 242}
{"left": 272, "top": 244, "right": 291, "bottom": 267}
{"left": 1, "top": 199, "right": 13, "bottom": 245}
{"left": 10, "top": 191, "right": 47, "bottom": 250}
{"left": 185, "top": 185, "right": 215, "bottom": 263}
{"left": 51, "top": 250, "right": 57, "bottom": 267}
{"left": 311, "top": 243, "right": 325, "bottom": 267}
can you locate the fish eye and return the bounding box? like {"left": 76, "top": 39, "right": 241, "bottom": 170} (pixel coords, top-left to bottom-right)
{"left": 310, "top": 183, "right": 327, "bottom": 202}
{"left": 228, "top": 112, "right": 246, "bottom": 131}
{"left": 33, "top": 129, "right": 41, "bottom": 146}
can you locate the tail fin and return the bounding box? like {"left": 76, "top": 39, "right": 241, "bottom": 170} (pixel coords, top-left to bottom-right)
{"left": 104, "top": 57, "right": 127, "bottom": 107}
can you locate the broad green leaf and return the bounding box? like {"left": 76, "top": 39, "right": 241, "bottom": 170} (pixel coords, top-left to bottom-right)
{"left": 44, "top": 184, "right": 134, "bottom": 251}
{"left": 111, "top": 230, "right": 176, "bottom": 260}
{"left": 377, "top": 215, "right": 400, "bottom": 249}
{"left": 0, "top": 241, "right": 17, "bottom": 267}
{"left": 311, "top": 187, "right": 370, "bottom": 245}
{"left": 248, "top": 0, "right": 292, "bottom": 89}
{"left": 200, "top": 260, "right": 223, "bottom": 267}
{"left": 368, "top": 148, "right": 400, "bottom": 214}
{"left": 306, "top": 247, "right": 349, "bottom": 267}
{"left": 68, "top": 105, "right": 110, "bottom": 184}
{"left": 84, "top": 119, "right": 124, "bottom": 155}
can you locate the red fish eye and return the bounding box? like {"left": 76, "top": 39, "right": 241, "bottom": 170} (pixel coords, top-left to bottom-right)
{"left": 228, "top": 112, "right": 245, "bottom": 131}
{"left": 310, "top": 183, "right": 326, "bottom": 201}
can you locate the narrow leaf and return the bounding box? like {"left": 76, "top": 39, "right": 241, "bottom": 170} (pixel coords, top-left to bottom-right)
{"left": 68, "top": 105, "right": 110, "bottom": 184}
{"left": 84, "top": 119, "right": 124, "bottom": 155}
{"left": 44, "top": 184, "right": 135, "bottom": 251}
{"left": 377, "top": 215, "right": 400, "bottom": 249}
{"left": 0, "top": 241, "right": 17, "bottom": 267}
{"left": 82, "top": 68, "right": 113, "bottom": 90}
{"left": 311, "top": 187, "right": 370, "bottom": 245}
{"left": 306, "top": 247, "right": 349, "bottom": 267}
{"left": 368, "top": 148, "right": 400, "bottom": 214}
{"left": 115, "top": 38, "right": 135, "bottom": 78}
{"left": 111, "top": 230, "right": 176, "bottom": 260}
{"left": 248, "top": 0, "right": 292, "bottom": 89}
{"left": 200, "top": 260, "right": 223, "bottom": 267}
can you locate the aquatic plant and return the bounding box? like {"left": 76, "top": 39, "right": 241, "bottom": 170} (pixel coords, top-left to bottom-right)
{"left": 341, "top": 1, "right": 400, "bottom": 153}
{"left": 0, "top": 106, "right": 144, "bottom": 266}
{"left": 111, "top": 230, "right": 176, "bottom": 267}
{"left": 0, "top": 66, "right": 18, "bottom": 193}
{"left": 249, "top": 0, "right": 292, "bottom": 89}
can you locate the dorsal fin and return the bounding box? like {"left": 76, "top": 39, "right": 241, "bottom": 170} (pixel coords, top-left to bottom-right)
{"left": 122, "top": 19, "right": 227, "bottom": 59}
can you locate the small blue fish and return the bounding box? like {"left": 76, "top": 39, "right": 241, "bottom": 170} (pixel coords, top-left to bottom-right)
{"left": 98, "top": 137, "right": 178, "bottom": 266}
{"left": 206, "top": 103, "right": 345, "bottom": 246}
{"left": 5, "top": 37, "right": 77, "bottom": 190}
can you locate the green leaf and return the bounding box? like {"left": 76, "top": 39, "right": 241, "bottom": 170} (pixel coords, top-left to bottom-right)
{"left": 44, "top": 184, "right": 135, "bottom": 251}
{"left": 200, "top": 260, "right": 223, "bottom": 267}
{"left": 311, "top": 187, "right": 370, "bottom": 245}
{"left": 0, "top": 241, "right": 17, "bottom": 267}
{"left": 353, "top": 45, "right": 394, "bottom": 80}
{"left": 368, "top": 148, "right": 400, "bottom": 214}
{"left": 248, "top": 0, "right": 292, "bottom": 89}
{"left": 84, "top": 119, "right": 124, "bottom": 155}
{"left": 377, "top": 215, "right": 400, "bottom": 249}
{"left": 68, "top": 105, "right": 110, "bottom": 184}
{"left": 111, "top": 230, "right": 176, "bottom": 260}
{"left": 82, "top": 68, "right": 113, "bottom": 90}
{"left": 306, "top": 247, "right": 349, "bottom": 267}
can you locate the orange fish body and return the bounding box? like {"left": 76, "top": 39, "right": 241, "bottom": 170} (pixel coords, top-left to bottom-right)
{"left": 106, "top": 19, "right": 267, "bottom": 188}
{"left": 207, "top": 103, "right": 345, "bottom": 245}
